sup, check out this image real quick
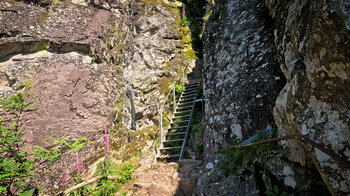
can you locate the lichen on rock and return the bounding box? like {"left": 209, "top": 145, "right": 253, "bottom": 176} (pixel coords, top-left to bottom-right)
{"left": 266, "top": 0, "right": 350, "bottom": 194}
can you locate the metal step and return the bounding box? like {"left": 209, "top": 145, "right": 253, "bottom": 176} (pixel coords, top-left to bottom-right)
{"left": 183, "top": 89, "right": 197, "bottom": 93}
{"left": 176, "top": 105, "right": 193, "bottom": 110}
{"left": 177, "top": 103, "right": 193, "bottom": 107}
{"left": 180, "top": 97, "right": 196, "bottom": 101}
{"left": 157, "top": 154, "right": 180, "bottom": 159}
{"left": 181, "top": 94, "right": 197, "bottom": 99}
{"left": 184, "top": 86, "right": 198, "bottom": 91}
{"left": 174, "top": 110, "right": 192, "bottom": 115}
{"left": 179, "top": 100, "right": 195, "bottom": 104}
{"left": 185, "top": 83, "right": 199, "bottom": 87}
{"left": 166, "top": 132, "right": 186, "bottom": 136}
{"left": 160, "top": 146, "right": 182, "bottom": 150}
{"left": 171, "top": 120, "right": 189, "bottom": 125}
{"left": 169, "top": 126, "right": 187, "bottom": 130}
{"left": 172, "top": 115, "right": 191, "bottom": 119}
{"left": 183, "top": 90, "right": 197, "bottom": 94}
{"left": 163, "top": 138, "right": 185, "bottom": 142}
{"left": 178, "top": 102, "right": 194, "bottom": 106}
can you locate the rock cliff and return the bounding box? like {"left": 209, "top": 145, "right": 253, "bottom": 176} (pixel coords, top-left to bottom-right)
{"left": 0, "top": 0, "right": 186, "bottom": 193}
{"left": 266, "top": 0, "right": 350, "bottom": 194}
{"left": 1, "top": 0, "right": 349, "bottom": 194}
{"left": 196, "top": 0, "right": 350, "bottom": 195}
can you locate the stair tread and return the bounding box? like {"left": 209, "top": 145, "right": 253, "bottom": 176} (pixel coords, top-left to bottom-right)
{"left": 160, "top": 146, "right": 182, "bottom": 150}
{"left": 172, "top": 115, "right": 191, "bottom": 119}
{"left": 184, "top": 86, "right": 198, "bottom": 90}
{"left": 183, "top": 89, "right": 197, "bottom": 93}
{"left": 182, "top": 94, "right": 196, "bottom": 97}
{"left": 180, "top": 97, "right": 196, "bottom": 101}
{"left": 179, "top": 101, "right": 195, "bottom": 104}
{"left": 157, "top": 154, "right": 180, "bottom": 158}
{"left": 185, "top": 83, "right": 199, "bottom": 87}
{"left": 183, "top": 90, "right": 197, "bottom": 94}
{"left": 163, "top": 138, "right": 185, "bottom": 142}
{"left": 166, "top": 132, "right": 186, "bottom": 136}
{"left": 181, "top": 95, "right": 196, "bottom": 98}
{"left": 171, "top": 120, "right": 189, "bottom": 124}
{"left": 177, "top": 105, "right": 193, "bottom": 108}
{"left": 169, "top": 126, "right": 187, "bottom": 130}
{"left": 174, "top": 110, "right": 192, "bottom": 114}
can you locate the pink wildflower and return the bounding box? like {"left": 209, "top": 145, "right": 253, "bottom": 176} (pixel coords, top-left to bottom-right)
{"left": 79, "top": 161, "right": 83, "bottom": 173}
{"left": 71, "top": 180, "right": 74, "bottom": 188}
{"left": 182, "top": 6, "right": 186, "bottom": 16}
{"left": 62, "top": 170, "right": 66, "bottom": 189}
{"left": 74, "top": 161, "right": 78, "bottom": 173}
{"left": 104, "top": 129, "right": 110, "bottom": 163}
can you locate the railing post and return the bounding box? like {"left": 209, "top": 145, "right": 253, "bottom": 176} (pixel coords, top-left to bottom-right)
{"left": 182, "top": 69, "right": 185, "bottom": 86}
{"left": 160, "top": 107, "right": 162, "bottom": 146}
{"left": 173, "top": 84, "right": 176, "bottom": 113}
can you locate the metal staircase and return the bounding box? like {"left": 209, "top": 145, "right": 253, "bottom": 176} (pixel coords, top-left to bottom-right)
{"left": 156, "top": 82, "right": 200, "bottom": 162}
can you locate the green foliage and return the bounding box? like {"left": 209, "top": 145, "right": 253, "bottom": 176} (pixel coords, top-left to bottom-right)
{"left": 116, "top": 162, "right": 134, "bottom": 184}
{"left": 181, "top": 15, "right": 191, "bottom": 26}
{"left": 121, "top": 190, "right": 128, "bottom": 196}
{"left": 219, "top": 133, "right": 274, "bottom": 175}
{"left": 175, "top": 83, "right": 184, "bottom": 102}
{"left": 66, "top": 137, "right": 92, "bottom": 154}
{"left": 194, "top": 143, "right": 204, "bottom": 152}
{"left": 18, "top": 189, "right": 35, "bottom": 196}
{"left": 76, "top": 161, "right": 135, "bottom": 195}
{"left": 265, "top": 185, "right": 288, "bottom": 196}
{"left": 32, "top": 136, "right": 91, "bottom": 163}
{"left": 203, "top": 10, "right": 212, "bottom": 21}
{"left": 0, "top": 80, "right": 38, "bottom": 194}
{"left": 52, "top": 0, "right": 63, "bottom": 6}
{"left": 190, "top": 109, "right": 203, "bottom": 135}
{"left": 0, "top": 79, "right": 91, "bottom": 195}
{"left": 170, "top": 83, "right": 184, "bottom": 106}
{"left": 182, "top": 34, "right": 192, "bottom": 44}
{"left": 257, "top": 2, "right": 268, "bottom": 14}
{"left": 33, "top": 144, "right": 62, "bottom": 162}
{"left": 155, "top": 137, "right": 161, "bottom": 148}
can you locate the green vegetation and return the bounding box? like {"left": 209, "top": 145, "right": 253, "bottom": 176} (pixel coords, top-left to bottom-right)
{"left": 0, "top": 80, "right": 90, "bottom": 195}
{"left": 190, "top": 109, "right": 204, "bottom": 136}
{"left": 265, "top": 185, "right": 288, "bottom": 196}
{"left": 181, "top": 14, "right": 191, "bottom": 26}
{"left": 219, "top": 133, "right": 276, "bottom": 175}
{"left": 170, "top": 83, "right": 184, "bottom": 105}
{"left": 114, "top": 95, "right": 123, "bottom": 128}
{"left": 52, "top": 0, "right": 63, "bottom": 6}
{"left": 257, "top": 1, "right": 268, "bottom": 14}
{"left": 70, "top": 161, "right": 135, "bottom": 196}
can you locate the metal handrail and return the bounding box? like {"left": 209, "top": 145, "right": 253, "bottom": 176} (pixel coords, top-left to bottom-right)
{"left": 179, "top": 87, "right": 198, "bottom": 160}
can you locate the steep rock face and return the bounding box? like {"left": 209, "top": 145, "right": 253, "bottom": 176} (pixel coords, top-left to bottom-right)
{"left": 121, "top": 1, "right": 185, "bottom": 131}
{"left": 0, "top": 0, "right": 186, "bottom": 193}
{"left": 266, "top": 0, "right": 350, "bottom": 194}
{"left": 0, "top": 0, "right": 114, "bottom": 57}
{"left": 201, "top": 0, "right": 284, "bottom": 159}
{"left": 0, "top": 0, "right": 120, "bottom": 192}
{"left": 196, "top": 0, "right": 286, "bottom": 194}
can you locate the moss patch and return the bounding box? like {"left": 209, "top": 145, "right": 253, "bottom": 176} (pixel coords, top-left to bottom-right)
{"left": 110, "top": 126, "right": 158, "bottom": 161}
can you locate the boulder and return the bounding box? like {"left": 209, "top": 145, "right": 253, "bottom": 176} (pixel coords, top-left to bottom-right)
{"left": 266, "top": 0, "right": 350, "bottom": 194}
